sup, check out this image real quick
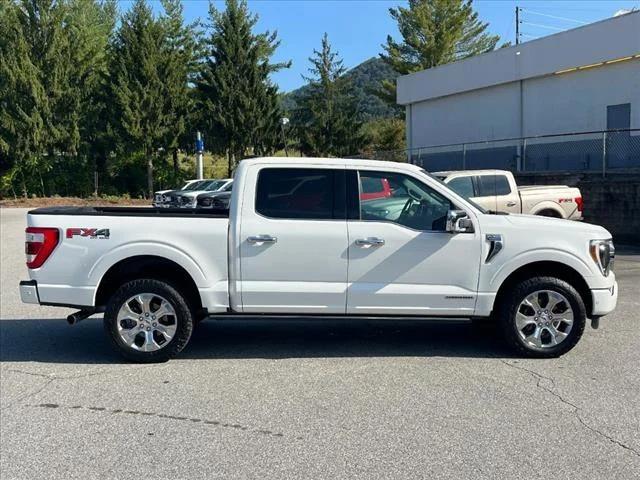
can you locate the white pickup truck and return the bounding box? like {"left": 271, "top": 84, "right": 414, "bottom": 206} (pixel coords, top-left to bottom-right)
{"left": 20, "top": 157, "right": 617, "bottom": 362}
{"left": 433, "top": 170, "right": 583, "bottom": 219}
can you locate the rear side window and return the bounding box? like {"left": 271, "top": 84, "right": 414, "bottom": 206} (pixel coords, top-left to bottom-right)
{"left": 256, "top": 168, "right": 336, "bottom": 220}
{"left": 447, "top": 176, "right": 475, "bottom": 199}
{"left": 476, "top": 175, "right": 511, "bottom": 196}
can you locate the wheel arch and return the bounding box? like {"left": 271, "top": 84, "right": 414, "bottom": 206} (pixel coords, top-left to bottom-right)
{"left": 493, "top": 261, "right": 592, "bottom": 317}
{"left": 529, "top": 201, "right": 565, "bottom": 218}
{"left": 94, "top": 255, "right": 202, "bottom": 312}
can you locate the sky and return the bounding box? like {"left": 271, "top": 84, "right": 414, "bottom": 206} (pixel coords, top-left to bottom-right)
{"left": 122, "top": 0, "right": 640, "bottom": 93}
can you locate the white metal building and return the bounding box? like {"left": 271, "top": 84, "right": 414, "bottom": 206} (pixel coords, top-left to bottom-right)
{"left": 396, "top": 11, "right": 640, "bottom": 172}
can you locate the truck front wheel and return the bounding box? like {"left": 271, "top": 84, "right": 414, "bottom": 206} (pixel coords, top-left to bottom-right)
{"left": 498, "top": 276, "right": 586, "bottom": 358}
{"left": 104, "top": 279, "right": 194, "bottom": 363}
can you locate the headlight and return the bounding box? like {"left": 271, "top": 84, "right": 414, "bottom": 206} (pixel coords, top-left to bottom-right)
{"left": 589, "top": 239, "right": 615, "bottom": 276}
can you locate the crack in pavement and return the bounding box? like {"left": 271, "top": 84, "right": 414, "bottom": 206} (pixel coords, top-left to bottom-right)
{"left": 3, "top": 364, "right": 166, "bottom": 381}
{"left": 4, "top": 368, "right": 53, "bottom": 379}
{"left": 27, "top": 402, "right": 299, "bottom": 440}
{"left": 499, "top": 359, "right": 640, "bottom": 458}
{"left": 1, "top": 364, "right": 167, "bottom": 410}
{"left": 0, "top": 378, "right": 55, "bottom": 411}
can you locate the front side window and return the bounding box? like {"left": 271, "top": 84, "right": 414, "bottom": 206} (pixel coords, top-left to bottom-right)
{"left": 358, "top": 170, "right": 453, "bottom": 231}
{"left": 256, "top": 168, "right": 336, "bottom": 220}
{"left": 476, "top": 175, "right": 511, "bottom": 196}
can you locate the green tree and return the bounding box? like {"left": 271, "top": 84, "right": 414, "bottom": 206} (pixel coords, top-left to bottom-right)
{"left": 378, "top": 0, "right": 501, "bottom": 107}
{"left": 159, "top": 0, "right": 201, "bottom": 182}
{"left": 108, "top": 0, "right": 172, "bottom": 196}
{"left": 196, "top": 0, "right": 289, "bottom": 176}
{"left": 0, "top": 0, "right": 45, "bottom": 196}
{"left": 0, "top": 0, "right": 115, "bottom": 197}
{"left": 293, "top": 33, "right": 366, "bottom": 157}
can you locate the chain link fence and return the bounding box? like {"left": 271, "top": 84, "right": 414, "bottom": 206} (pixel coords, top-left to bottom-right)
{"left": 356, "top": 129, "right": 640, "bottom": 175}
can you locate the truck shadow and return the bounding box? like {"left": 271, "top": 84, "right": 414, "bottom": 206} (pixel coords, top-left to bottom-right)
{"left": 0, "top": 317, "right": 509, "bottom": 364}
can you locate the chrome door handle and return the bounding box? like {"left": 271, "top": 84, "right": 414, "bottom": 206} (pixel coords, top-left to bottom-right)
{"left": 355, "top": 237, "right": 385, "bottom": 248}
{"left": 247, "top": 235, "right": 277, "bottom": 244}
{"left": 506, "top": 201, "right": 517, "bottom": 207}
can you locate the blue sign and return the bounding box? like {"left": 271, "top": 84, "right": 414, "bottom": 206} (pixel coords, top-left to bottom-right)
{"left": 195, "top": 139, "right": 204, "bottom": 152}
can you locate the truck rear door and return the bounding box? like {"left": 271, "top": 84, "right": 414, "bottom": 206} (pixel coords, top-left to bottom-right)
{"left": 237, "top": 166, "right": 348, "bottom": 314}
{"left": 473, "top": 174, "right": 520, "bottom": 214}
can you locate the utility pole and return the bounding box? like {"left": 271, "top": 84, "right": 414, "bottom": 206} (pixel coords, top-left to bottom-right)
{"left": 515, "top": 6, "right": 520, "bottom": 45}
{"left": 195, "top": 131, "right": 204, "bottom": 180}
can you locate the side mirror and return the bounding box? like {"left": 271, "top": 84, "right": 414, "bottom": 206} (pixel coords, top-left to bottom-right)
{"left": 446, "top": 210, "right": 474, "bottom": 233}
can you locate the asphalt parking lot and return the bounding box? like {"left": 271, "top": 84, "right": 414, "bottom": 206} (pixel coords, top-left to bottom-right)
{"left": 1, "top": 206, "right": 639, "bottom": 479}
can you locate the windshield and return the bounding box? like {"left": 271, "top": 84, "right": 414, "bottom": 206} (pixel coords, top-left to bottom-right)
{"left": 184, "top": 180, "right": 207, "bottom": 191}
{"left": 204, "top": 180, "right": 227, "bottom": 192}
{"left": 421, "top": 169, "right": 488, "bottom": 214}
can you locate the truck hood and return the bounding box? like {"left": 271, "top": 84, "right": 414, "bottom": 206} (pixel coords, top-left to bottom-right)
{"left": 173, "top": 190, "right": 207, "bottom": 198}
{"left": 482, "top": 212, "right": 611, "bottom": 239}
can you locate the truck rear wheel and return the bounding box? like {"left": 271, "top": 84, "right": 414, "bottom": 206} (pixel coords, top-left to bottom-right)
{"left": 104, "top": 279, "right": 194, "bottom": 363}
{"left": 498, "top": 276, "right": 586, "bottom": 358}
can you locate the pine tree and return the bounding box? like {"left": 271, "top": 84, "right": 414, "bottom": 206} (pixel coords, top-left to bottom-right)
{"left": 294, "top": 33, "right": 366, "bottom": 157}
{"left": 159, "top": 0, "right": 200, "bottom": 182}
{"left": 0, "top": 0, "right": 45, "bottom": 196}
{"left": 108, "top": 0, "right": 170, "bottom": 196}
{"left": 196, "top": 0, "right": 289, "bottom": 176}
{"left": 0, "top": 0, "right": 115, "bottom": 196}
{"left": 378, "top": 0, "right": 501, "bottom": 106}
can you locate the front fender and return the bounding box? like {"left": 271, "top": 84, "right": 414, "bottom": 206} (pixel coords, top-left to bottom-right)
{"left": 487, "top": 247, "right": 595, "bottom": 292}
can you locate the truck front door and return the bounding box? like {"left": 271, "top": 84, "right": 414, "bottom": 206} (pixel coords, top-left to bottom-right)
{"left": 346, "top": 169, "right": 482, "bottom": 316}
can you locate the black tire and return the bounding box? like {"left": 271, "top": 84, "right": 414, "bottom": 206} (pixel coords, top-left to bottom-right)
{"left": 498, "top": 276, "right": 586, "bottom": 358}
{"left": 536, "top": 209, "right": 561, "bottom": 218}
{"left": 104, "top": 279, "right": 194, "bottom": 363}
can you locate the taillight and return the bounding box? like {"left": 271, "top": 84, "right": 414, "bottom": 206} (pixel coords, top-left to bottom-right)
{"left": 25, "top": 227, "right": 59, "bottom": 269}
{"left": 575, "top": 197, "right": 583, "bottom": 213}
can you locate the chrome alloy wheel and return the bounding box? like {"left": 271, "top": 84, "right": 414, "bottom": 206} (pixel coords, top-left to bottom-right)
{"left": 515, "top": 290, "right": 574, "bottom": 349}
{"left": 116, "top": 293, "right": 177, "bottom": 352}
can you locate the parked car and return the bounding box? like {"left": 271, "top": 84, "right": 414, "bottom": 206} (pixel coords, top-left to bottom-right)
{"left": 196, "top": 183, "right": 233, "bottom": 210}
{"left": 360, "top": 176, "right": 392, "bottom": 201}
{"left": 433, "top": 170, "right": 583, "bottom": 219}
{"left": 167, "top": 179, "right": 232, "bottom": 208}
{"left": 152, "top": 179, "right": 201, "bottom": 207}
{"left": 20, "top": 157, "right": 617, "bottom": 363}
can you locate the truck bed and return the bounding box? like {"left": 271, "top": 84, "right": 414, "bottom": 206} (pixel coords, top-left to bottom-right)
{"left": 25, "top": 205, "right": 230, "bottom": 310}
{"left": 28, "top": 206, "right": 229, "bottom": 218}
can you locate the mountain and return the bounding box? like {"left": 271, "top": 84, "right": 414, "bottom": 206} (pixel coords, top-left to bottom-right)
{"left": 281, "top": 57, "right": 401, "bottom": 121}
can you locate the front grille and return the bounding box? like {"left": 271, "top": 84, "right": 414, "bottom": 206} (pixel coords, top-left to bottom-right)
{"left": 199, "top": 198, "right": 212, "bottom": 207}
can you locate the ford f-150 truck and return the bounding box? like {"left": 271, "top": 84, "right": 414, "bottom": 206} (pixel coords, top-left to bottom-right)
{"left": 433, "top": 170, "right": 583, "bottom": 219}
{"left": 20, "top": 157, "right": 617, "bottom": 362}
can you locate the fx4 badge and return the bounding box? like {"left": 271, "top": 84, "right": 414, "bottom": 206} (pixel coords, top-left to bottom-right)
{"left": 66, "top": 228, "right": 110, "bottom": 239}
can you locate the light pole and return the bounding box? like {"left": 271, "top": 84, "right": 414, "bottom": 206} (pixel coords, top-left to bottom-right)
{"left": 195, "top": 131, "right": 204, "bottom": 179}
{"left": 280, "top": 117, "right": 290, "bottom": 157}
